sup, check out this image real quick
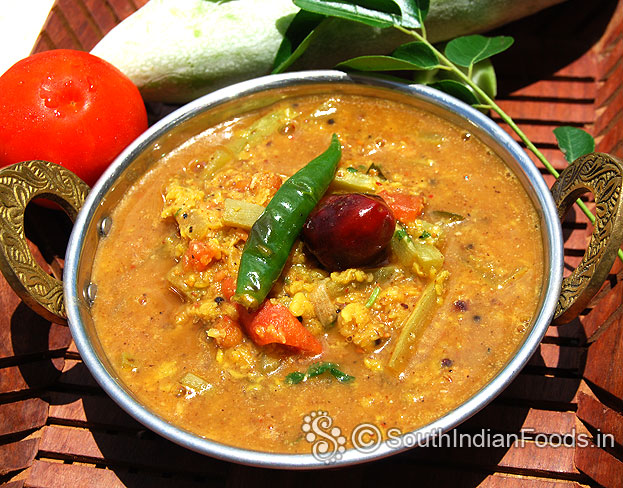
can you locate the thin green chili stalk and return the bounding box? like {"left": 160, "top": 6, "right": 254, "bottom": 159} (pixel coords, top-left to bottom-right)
{"left": 395, "top": 25, "right": 623, "bottom": 263}
{"left": 365, "top": 286, "right": 381, "bottom": 308}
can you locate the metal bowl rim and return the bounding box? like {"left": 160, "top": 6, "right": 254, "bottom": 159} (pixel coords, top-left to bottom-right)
{"left": 64, "top": 70, "right": 564, "bottom": 469}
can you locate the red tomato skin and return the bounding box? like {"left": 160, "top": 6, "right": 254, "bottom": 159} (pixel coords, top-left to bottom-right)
{"left": 238, "top": 302, "right": 323, "bottom": 355}
{"left": 378, "top": 190, "right": 425, "bottom": 223}
{"left": 0, "top": 49, "right": 148, "bottom": 186}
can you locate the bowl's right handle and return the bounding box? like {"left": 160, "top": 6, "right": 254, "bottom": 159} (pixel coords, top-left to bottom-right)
{"left": 0, "top": 160, "right": 89, "bottom": 325}
{"left": 551, "top": 152, "right": 623, "bottom": 325}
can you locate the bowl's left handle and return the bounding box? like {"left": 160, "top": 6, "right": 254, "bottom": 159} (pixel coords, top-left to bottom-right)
{"left": 0, "top": 160, "right": 90, "bottom": 324}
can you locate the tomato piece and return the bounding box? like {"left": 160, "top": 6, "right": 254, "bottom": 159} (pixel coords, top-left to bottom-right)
{"left": 183, "top": 240, "right": 220, "bottom": 271}
{"left": 378, "top": 190, "right": 425, "bottom": 222}
{"left": 211, "top": 316, "right": 243, "bottom": 349}
{"left": 0, "top": 49, "right": 147, "bottom": 186}
{"left": 220, "top": 276, "right": 237, "bottom": 301}
{"left": 238, "top": 302, "right": 322, "bottom": 354}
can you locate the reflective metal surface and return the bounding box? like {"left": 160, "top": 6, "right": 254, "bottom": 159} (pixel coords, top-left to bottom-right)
{"left": 56, "top": 71, "right": 565, "bottom": 468}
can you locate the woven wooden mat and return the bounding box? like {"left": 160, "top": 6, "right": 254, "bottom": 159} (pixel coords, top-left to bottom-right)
{"left": 1, "top": 0, "right": 622, "bottom": 486}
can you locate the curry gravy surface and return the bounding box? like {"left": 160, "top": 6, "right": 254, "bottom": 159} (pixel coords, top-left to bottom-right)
{"left": 91, "top": 94, "right": 544, "bottom": 453}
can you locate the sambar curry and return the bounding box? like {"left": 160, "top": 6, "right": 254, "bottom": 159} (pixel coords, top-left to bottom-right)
{"left": 91, "top": 93, "right": 543, "bottom": 453}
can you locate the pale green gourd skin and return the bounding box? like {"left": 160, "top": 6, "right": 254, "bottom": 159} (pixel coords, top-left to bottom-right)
{"left": 91, "top": 0, "right": 299, "bottom": 102}
{"left": 91, "top": 0, "right": 565, "bottom": 103}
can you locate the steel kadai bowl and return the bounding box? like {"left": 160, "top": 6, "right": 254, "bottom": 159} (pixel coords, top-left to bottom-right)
{"left": 2, "top": 71, "right": 623, "bottom": 469}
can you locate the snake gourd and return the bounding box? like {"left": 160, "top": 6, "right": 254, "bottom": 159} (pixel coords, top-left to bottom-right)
{"left": 91, "top": 0, "right": 565, "bottom": 103}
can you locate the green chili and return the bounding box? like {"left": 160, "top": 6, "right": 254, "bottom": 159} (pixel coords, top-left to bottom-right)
{"left": 233, "top": 134, "right": 342, "bottom": 310}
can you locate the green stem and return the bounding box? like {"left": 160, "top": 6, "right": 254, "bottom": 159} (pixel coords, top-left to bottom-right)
{"left": 396, "top": 25, "right": 623, "bottom": 263}
{"left": 418, "top": 14, "right": 427, "bottom": 40}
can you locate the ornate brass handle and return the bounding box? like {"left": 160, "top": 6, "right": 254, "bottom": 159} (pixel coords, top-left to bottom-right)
{"left": 0, "top": 160, "right": 89, "bottom": 324}
{"left": 551, "top": 152, "right": 623, "bottom": 324}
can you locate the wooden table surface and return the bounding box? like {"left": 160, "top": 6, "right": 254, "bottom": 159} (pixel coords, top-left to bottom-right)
{"left": 1, "top": 0, "right": 623, "bottom": 487}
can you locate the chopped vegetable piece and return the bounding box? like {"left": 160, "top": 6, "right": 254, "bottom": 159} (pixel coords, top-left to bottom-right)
{"left": 430, "top": 210, "right": 465, "bottom": 223}
{"left": 207, "top": 316, "right": 243, "bottom": 348}
{"left": 183, "top": 240, "right": 221, "bottom": 272}
{"left": 179, "top": 372, "right": 213, "bottom": 395}
{"left": 309, "top": 282, "right": 337, "bottom": 328}
{"left": 203, "top": 107, "right": 298, "bottom": 177}
{"left": 120, "top": 352, "right": 138, "bottom": 372}
{"left": 419, "top": 132, "right": 445, "bottom": 144}
{"left": 220, "top": 276, "right": 236, "bottom": 301}
{"left": 222, "top": 198, "right": 265, "bottom": 230}
{"left": 379, "top": 190, "right": 425, "bottom": 222}
{"left": 413, "top": 220, "right": 442, "bottom": 244}
{"left": 500, "top": 266, "right": 528, "bottom": 287}
{"left": 414, "top": 244, "right": 444, "bottom": 276}
{"left": 365, "top": 286, "right": 381, "bottom": 308}
{"left": 366, "top": 163, "right": 387, "bottom": 180}
{"left": 391, "top": 223, "right": 444, "bottom": 276}
{"left": 389, "top": 280, "right": 439, "bottom": 371}
{"left": 285, "top": 362, "right": 355, "bottom": 384}
{"left": 259, "top": 354, "right": 282, "bottom": 374}
{"left": 238, "top": 301, "right": 322, "bottom": 354}
{"left": 370, "top": 265, "right": 400, "bottom": 283}
{"left": 233, "top": 134, "right": 341, "bottom": 310}
{"left": 332, "top": 168, "right": 379, "bottom": 192}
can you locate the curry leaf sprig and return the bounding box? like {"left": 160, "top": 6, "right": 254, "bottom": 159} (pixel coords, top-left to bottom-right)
{"left": 275, "top": 0, "right": 621, "bottom": 262}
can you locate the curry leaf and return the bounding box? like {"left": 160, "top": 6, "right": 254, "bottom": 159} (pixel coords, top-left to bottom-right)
{"left": 294, "top": 0, "right": 428, "bottom": 29}
{"left": 553, "top": 126, "right": 595, "bottom": 163}
{"left": 272, "top": 10, "right": 325, "bottom": 73}
{"left": 278, "top": 0, "right": 431, "bottom": 72}
{"left": 391, "top": 0, "right": 429, "bottom": 28}
{"left": 337, "top": 41, "right": 438, "bottom": 72}
{"left": 392, "top": 41, "right": 438, "bottom": 69}
{"left": 429, "top": 80, "right": 479, "bottom": 105}
{"left": 292, "top": 0, "right": 622, "bottom": 265}
{"left": 444, "top": 35, "right": 514, "bottom": 68}
{"left": 337, "top": 54, "right": 429, "bottom": 71}
{"left": 294, "top": 0, "right": 397, "bottom": 28}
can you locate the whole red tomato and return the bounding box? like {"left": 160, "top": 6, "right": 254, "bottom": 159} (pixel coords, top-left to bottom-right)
{"left": 0, "top": 49, "right": 148, "bottom": 186}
